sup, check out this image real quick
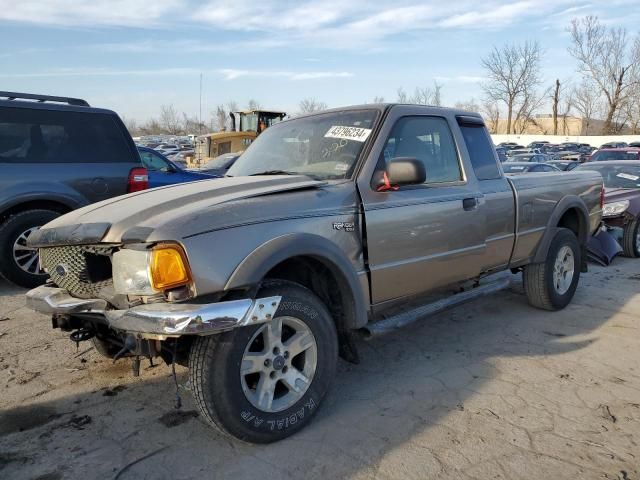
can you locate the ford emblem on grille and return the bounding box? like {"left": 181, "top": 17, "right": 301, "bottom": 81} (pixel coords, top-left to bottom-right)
{"left": 55, "top": 264, "right": 68, "bottom": 277}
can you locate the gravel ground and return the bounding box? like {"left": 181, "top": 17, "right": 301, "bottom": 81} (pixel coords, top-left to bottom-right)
{"left": 1, "top": 259, "right": 639, "bottom": 480}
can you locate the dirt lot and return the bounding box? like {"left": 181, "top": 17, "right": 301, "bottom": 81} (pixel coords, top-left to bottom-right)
{"left": 1, "top": 260, "right": 639, "bottom": 480}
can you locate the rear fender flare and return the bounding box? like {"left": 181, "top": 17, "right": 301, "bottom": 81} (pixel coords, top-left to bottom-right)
{"left": 533, "top": 196, "right": 590, "bottom": 264}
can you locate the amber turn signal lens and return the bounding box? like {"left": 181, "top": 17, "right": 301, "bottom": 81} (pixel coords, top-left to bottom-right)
{"left": 150, "top": 245, "right": 191, "bottom": 290}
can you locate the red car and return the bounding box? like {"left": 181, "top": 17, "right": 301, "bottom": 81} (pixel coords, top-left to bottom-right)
{"left": 589, "top": 147, "right": 640, "bottom": 162}
{"left": 576, "top": 160, "right": 640, "bottom": 257}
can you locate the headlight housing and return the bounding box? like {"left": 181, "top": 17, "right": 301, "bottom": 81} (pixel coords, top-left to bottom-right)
{"left": 602, "top": 200, "right": 629, "bottom": 218}
{"left": 112, "top": 244, "right": 192, "bottom": 296}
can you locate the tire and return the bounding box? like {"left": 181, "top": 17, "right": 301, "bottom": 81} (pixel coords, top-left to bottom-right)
{"left": 0, "top": 209, "right": 60, "bottom": 288}
{"left": 621, "top": 217, "right": 640, "bottom": 258}
{"left": 523, "top": 228, "right": 581, "bottom": 311}
{"left": 189, "top": 280, "right": 338, "bottom": 443}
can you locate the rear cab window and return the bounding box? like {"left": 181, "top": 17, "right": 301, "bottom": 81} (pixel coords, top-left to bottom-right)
{"left": 457, "top": 116, "right": 502, "bottom": 180}
{"left": 0, "top": 107, "right": 134, "bottom": 164}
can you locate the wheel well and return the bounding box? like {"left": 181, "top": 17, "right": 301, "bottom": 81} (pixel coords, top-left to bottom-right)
{"left": 264, "top": 255, "right": 359, "bottom": 362}
{"left": 0, "top": 200, "right": 71, "bottom": 224}
{"left": 557, "top": 208, "right": 584, "bottom": 243}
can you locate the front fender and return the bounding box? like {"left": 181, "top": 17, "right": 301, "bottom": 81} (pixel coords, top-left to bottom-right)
{"left": 225, "top": 233, "right": 369, "bottom": 329}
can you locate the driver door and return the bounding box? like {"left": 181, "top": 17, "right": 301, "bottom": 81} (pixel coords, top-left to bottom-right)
{"left": 358, "top": 112, "right": 486, "bottom": 305}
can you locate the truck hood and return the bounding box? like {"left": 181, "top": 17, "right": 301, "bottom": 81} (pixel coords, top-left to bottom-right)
{"left": 29, "top": 175, "right": 329, "bottom": 247}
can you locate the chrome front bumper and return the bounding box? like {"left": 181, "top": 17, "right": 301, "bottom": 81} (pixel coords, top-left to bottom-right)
{"left": 26, "top": 285, "right": 281, "bottom": 338}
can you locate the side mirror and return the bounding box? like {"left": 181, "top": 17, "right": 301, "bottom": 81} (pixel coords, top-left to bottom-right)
{"left": 386, "top": 157, "right": 426, "bottom": 187}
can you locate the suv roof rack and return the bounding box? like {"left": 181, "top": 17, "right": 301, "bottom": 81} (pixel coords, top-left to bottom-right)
{"left": 0, "top": 91, "right": 90, "bottom": 107}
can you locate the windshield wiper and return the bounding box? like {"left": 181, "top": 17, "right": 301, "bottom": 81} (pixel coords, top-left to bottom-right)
{"left": 248, "top": 170, "right": 297, "bottom": 176}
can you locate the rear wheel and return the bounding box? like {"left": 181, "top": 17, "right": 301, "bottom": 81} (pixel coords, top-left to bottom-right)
{"left": 523, "top": 228, "right": 581, "bottom": 311}
{"left": 188, "top": 280, "right": 338, "bottom": 443}
{"left": 0, "top": 210, "right": 60, "bottom": 288}
{"left": 621, "top": 218, "right": 640, "bottom": 258}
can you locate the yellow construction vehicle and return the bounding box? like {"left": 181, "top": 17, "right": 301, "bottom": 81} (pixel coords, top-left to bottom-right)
{"left": 194, "top": 110, "right": 286, "bottom": 165}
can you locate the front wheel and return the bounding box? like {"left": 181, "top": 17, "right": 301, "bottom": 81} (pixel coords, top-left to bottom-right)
{"left": 188, "top": 280, "right": 338, "bottom": 443}
{"left": 523, "top": 228, "right": 581, "bottom": 311}
{"left": 621, "top": 218, "right": 640, "bottom": 258}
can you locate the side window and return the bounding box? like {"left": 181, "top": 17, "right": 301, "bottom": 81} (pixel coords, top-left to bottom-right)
{"left": 377, "top": 116, "right": 462, "bottom": 185}
{"left": 458, "top": 122, "right": 502, "bottom": 180}
{"left": 140, "top": 150, "right": 168, "bottom": 171}
{"left": 0, "top": 108, "right": 133, "bottom": 164}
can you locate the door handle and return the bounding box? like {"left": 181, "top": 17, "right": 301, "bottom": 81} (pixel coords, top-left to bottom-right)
{"left": 462, "top": 197, "right": 478, "bottom": 211}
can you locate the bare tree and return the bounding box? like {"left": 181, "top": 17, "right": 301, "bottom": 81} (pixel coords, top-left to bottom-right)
{"left": 212, "top": 105, "right": 228, "bottom": 131}
{"left": 396, "top": 87, "right": 409, "bottom": 103}
{"left": 298, "top": 98, "right": 328, "bottom": 114}
{"left": 372, "top": 96, "right": 385, "bottom": 103}
{"left": 481, "top": 100, "right": 501, "bottom": 133}
{"left": 432, "top": 81, "right": 443, "bottom": 106}
{"left": 513, "top": 87, "right": 548, "bottom": 134}
{"left": 121, "top": 116, "right": 140, "bottom": 136}
{"left": 226, "top": 101, "right": 239, "bottom": 115}
{"left": 481, "top": 41, "right": 543, "bottom": 133}
{"left": 572, "top": 81, "right": 601, "bottom": 134}
{"left": 397, "top": 82, "right": 443, "bottom": 105}
{"left": 182, "top": 113, "right": 206, "bottom": 134}
{"left": 158, "top": 105, "right": 182, "bottom": 135}
{"left": 411, "top": 86, "right": 435, "bottom": 105}
{"left": 454, "top": 99, "right": 481, "bottom": 112}
{"left": 247, "top": 99, "right": 261, "bottom": 110}
{"left": 621, "top": 82, "right": 640, "bottom": 134}
{"left": 568, "top": 16, "right": 640, "bottom": 134}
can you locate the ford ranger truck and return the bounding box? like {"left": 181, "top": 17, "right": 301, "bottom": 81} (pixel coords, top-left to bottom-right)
{"left": 25, "top": 104, "right": 603, "bottom": 443}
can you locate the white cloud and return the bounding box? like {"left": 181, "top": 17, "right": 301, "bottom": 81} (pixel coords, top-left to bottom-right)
{"left": 0, "top": 67, "right": 199, "bottom": 78}
{"left": 0, "top": 0, "right": 182, "bottom": 27}
{"left": 438, "top": 1, "right": 536, "bottom": 28}
{"left": 218, "top": 69, "right": 353, "bottom": 81}
{"left": 0, "top": 66, "right": 353, "bottom": 82}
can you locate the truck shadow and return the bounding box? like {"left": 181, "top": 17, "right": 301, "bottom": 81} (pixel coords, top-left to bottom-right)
{"left": 0, "top": 262, "right": 638, "bottom": 479}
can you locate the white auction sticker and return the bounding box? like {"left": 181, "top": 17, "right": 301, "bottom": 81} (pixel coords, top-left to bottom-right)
{"left": 325, "top": 125, "right": 372, "bottom": 142}
{"left": 617, "top": 172, "right": 640, "bottom": 181}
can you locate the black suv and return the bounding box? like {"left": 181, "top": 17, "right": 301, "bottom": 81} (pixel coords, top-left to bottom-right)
{"left": 0, "top": 91, "right": 146, "bottom": 287}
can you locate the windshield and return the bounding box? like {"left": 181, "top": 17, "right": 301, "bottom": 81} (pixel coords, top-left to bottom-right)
{"left": 577, "top": 164, "right": 640, "bottom": 189}
{"left": 203, "top": 153, "right": 239, "bottom": 170}
{"left": 591, "top": 150, "right": 640, "bottom": 161}
{"left": 227, "top": 110, "right": 378, "bottom": 180}
{"left": 502, "top": 164, "right": 529, "bottom": 173}
{"left": 239, "top": 113, "right": 258, "bottom": 132}
{"left": 510, "top": 154, "right": 534, "bottom": 162}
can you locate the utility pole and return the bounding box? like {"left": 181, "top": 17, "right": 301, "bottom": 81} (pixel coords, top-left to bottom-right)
{"left": 199, "top": 73, "right": 203, "bottom": 135}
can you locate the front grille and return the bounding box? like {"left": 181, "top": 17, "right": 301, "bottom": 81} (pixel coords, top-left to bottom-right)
{"left": 40, "top": 245, "right": 114, "bottom": 299}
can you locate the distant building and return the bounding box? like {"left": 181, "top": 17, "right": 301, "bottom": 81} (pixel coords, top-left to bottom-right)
{"left": 487, "top": 114, "right": 629, "bottom": 136}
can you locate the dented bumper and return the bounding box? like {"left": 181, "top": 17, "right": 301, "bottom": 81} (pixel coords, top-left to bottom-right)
{"left": 26, "top": 285, "right": 281, "bottom": 338}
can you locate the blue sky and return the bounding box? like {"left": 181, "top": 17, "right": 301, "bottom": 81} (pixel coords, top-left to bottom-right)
{"left": 1, "top": 1, "right": 638, "bottom": 122}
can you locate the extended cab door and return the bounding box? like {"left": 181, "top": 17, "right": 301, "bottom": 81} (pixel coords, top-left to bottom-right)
{"left": 357, "top": 108, "right": 487, "bottom": 305}
{"left": 456, "top": 116, "right": 515, "bottom": 272}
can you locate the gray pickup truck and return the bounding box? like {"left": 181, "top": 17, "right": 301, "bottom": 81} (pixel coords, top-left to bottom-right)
{"left": 25, "top": 104, "right": 603, "bottom": 443}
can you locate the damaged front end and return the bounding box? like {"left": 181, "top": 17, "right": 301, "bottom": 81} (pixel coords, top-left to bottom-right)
{"left": 26, "top": 241, "right": 281, "bottom": 375}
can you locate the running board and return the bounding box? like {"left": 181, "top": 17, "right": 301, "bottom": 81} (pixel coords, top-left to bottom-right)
{"left": 363, "top": 278, "right": 511, "bottom": 337}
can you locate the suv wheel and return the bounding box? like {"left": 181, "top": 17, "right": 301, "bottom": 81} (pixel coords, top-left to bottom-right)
{"left": 523, "top": 228, "right": 581, "bottom": 311}
{"left": 0, "top": 209, "right": 60, "bottom": 288}
{"left": 189, "top": 280, "right": 338, "bottom": 443}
